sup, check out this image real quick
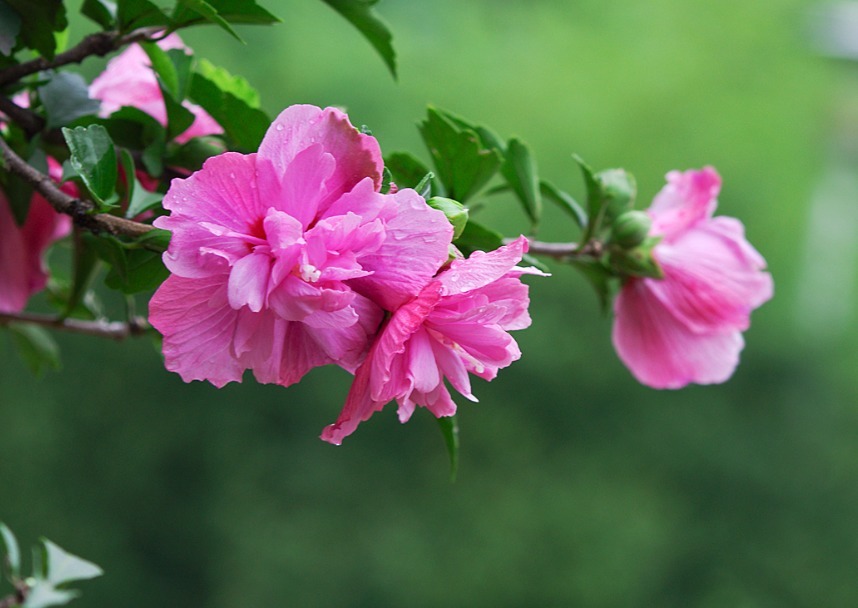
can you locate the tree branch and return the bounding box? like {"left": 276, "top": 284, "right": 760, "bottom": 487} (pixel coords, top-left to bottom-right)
{"left": 0, "top": 136, "right": 155, "bottom": 240}
{"left": 0, "top": 29, "right": 160, "bottom": 89}
{"left": 0, "top": 311, "right": 151, "bottom": 340}
{"left": 0, "top": 95, "right": 44, "bottom": 138}
{"left": 511, "top": 237, "right": 604, "bottom": 260}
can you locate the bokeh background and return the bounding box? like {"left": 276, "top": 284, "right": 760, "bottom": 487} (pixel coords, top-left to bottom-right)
{"left": 3, "top": 0, "right": 858, "bottom": 605}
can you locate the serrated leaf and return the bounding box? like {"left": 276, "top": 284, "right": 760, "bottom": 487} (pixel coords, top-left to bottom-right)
{"left": 174, "top": 0, "right": 242, "bottom": 42}
{"left": 0, "top": 0, "right": 21, "bottom": 55}
{"left": 116, "top": 0, "right": 169, "bottom": 31}
{"left": 0, "top": 522, "right": 21, "bottom": 576}
{"left": 39, "top": 72, "right": 100, "bottom": 129}
{"left": 501, "top": 138, "right": 541, "bottom": 229}
{"left": 22, "top": 581, "right": 78, "bottom": 608}
{"left": 62, "top": 125, "right": 117, "bottom": 207}
{"left": 540, "top": 180, "right": 587, "bottom": 230}
{"left": 195, "top": 58, "right": 260, "bottom": 107}
{"left": 419, "top": 107, "right": 502, "bottom": 203}
{"left": 321, "top": 0, "right": 396, "bottom": 78}
{"left": 81, "top": 0, "right": 116, "bottom": 29}
{"left": 435, "top": 415, "right": 459, "bottom": 482}
{"left": 189, "top": 64, "right": 268, "bottom": 151}
{"left": 42, "top": 539, "right": 103, "bottom": 586}
{"left": 384, "top": 151, "right": 432, "bottom": 191}
{"left": 8, "top": 323, "right": 61, "bottom": 376}
{"left": 4, "top": 0, "right": 67, "bottom": 59}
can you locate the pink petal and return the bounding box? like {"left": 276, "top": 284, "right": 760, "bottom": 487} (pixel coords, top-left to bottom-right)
{"left": 227, "top": 252, "right": 271, "bottom": 312}
{"left": 256, "top": 144, "right": 335, "bottom": 229}
{"left": 613, "top": 278, "right": 745, "bottom": 389}
{"left": 438, "top": 235, "right": 529, "bottom": 296}
{"left": 649, "top": 167, "right": 721, "bottom": 240}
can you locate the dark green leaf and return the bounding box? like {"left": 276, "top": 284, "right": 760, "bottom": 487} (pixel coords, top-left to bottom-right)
{"left": 0, "top": 522, "right": 21, "bottom": 576}
{"left": 419, "top": 107, "right": 502, "bottom": 202}
{"left": 384, "top": 151, "right": 432, "bottom": 190}
{"left": 435, "top": 415, "right": 459, "bottom": 482}
{"left": 0, "top": 0, "right": 21, "bottom": 55}
{"left": 454, "top": 219, "right": 503, "bottom": 255}
{"left": 133, "top": 228, "right": 171, "bottom": 252}
{"left": 81, "top": 0, "right": 116, "bottom": 29}
{"left": 63, "top": 232, "right": 102, "bottom": 317}
{"left": 62, "top": 125, "right": 117, "bottom": 206}
{"left": 174, "top": 0, "right": 242, "bottom": 42}
{"left": 574, "top": 154, "right": 602, "bottom": 226}
{"left": 189, "top": 63, "right": 268, "bottom": 151}
{"left": 39, "top": 72, "right": 100, "bottom": 129}
{"left": 171, "top": 0, "right": 278, "bottom": 28}
{"left": 540, "top": 180, "right": 587, "bottom": 230}
{"left": 4, "top": 0, "right": 67, "bottom": 59}
{"left": 321, "top": 0, "right": 396, "bottom": 78}
{"left": 443, "top": 113, "right": 505, "bottom": 154}
{"left": 105, "top": 248, "right": 168, "bottom": 293}
{"left": 165, "top": 135, "right": 226, "bottom": 173}
{"left": 116, "top": 0, "right": 169, "bottom": 31}
{"left": 141, "top": 42, "right": 180, "bottom": 98}
{"left": 83, "top": 233, "right": 127, "bottom": 282}
{"left": 570, "top": 259, "right": 614, "bottom": 313}
{"left": 22, "top": 580, "right": 77, "bottom": 608}
{"left": 501, "top": 138, "right": 541, "bottom": 228}
{"left": 8, "top": 323, "right": 61, "bottom": 376}
{"left": 379, "top": 166, "right": 391, "bottom": 194}
{"left": 42, "top": 539, "right": 103, "bottom": 585}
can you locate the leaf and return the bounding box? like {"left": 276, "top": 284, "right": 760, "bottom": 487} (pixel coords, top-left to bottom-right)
{"left": 62, "top": 125, "right": 117, "bottom": 207}
{"left": 0, "top": 522, "right": 21, "bottom": 576}
{"left": 105, "top": 248, "right": 168, "bottom": 294}
{"left": 427, "top": 196, "right": 468, "bottom": 239}
{"left": 435, "top": 415, "right": 459, "bottom": 482}
{"left": 81, "top": 0, "right": 116, "bottom": 29}
{"left": 570, "top": 259, "right": 615, "bottom": 314}
{"left": 116, "top": 0, "right": 169, "bottom": 31}
{"left": 8, "top": 323, "right": 61, "bottom": 376}
{"left": 454, "top": 220, "right": 503, "bottom": 255}
{"left": 133, "top": 228, "right": 171, "bottom": 252}
{"left": 125, "top": 181, "right": 163, "bottom": 219}
{"left": 165, "top": 135, "right": 226, "bottom": 173}
{"left": 540, "top": 180, "right": 587, "bottom": 230}
{"left": 194, "top": 58, "right": 260, "bottom": 108}
{"left": 22, "top": 581, "right": 78, "bottom": 608}
{"left": 171, "top": 0, "right": 278, "bottom": 28}
{"left": 189, "top": 62, "right": 269, "bottom": 151}
{"left": 384, "top": 151, "right": 432, "bottom": 190}
{"left": 42, "top": 539, "right": 103, "bottom": 586}
{"left": 39, "top": 72, "right": 101, "bottom": 129}
{"left": 174, "top": 0, "right": 242, "bottom": 42}
{"left": 3, "top": 148, "right": 47, "bottom": 226}
{"left": 83, "top": 233, "right": 127, "bottom": 283}
{"left": 501, "top": 138, "right": 542, "bottom": 229}
{"left": 141, "top": 43, "right": 195, "bottom": 140}
{"left": 419, "top": 107, "right": 503, "bottom": 203}
{"left": 321, "top": 0, "right": 396, "bottom": 78}
{"left": 141, "top": 42, "right": 180, "bottom": 98}
{"left": 0, "top": 0, "right": 21, "bottom": 55}
{"left": 4, "top": 0, "right": 67, "bottom": 59}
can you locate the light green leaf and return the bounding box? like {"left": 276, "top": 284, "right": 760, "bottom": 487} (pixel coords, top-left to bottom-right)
{"left": 174, "top": 0, "right": 242, "bottom": 42}
{"left": 501, "top": 138, "right": 542, "bottom": 229}
{"left": 116, "top": 0, "right": 169, "bottom": 31}
{"left": 62, "top": 125, "right": 117, "bottom": 207}
{"left": 195, "top": 58, "right": 260, "bottom": 108}
{"left": 321, "top": 0, "right": 396, "bottom": 78}
{"left": 8, "top": 323, "right": 61, "bottom": 376}
{"left": 42, "top": 539, "right": 103, "bottom": 586}
{"left": 0, "top": 522, "right": 21, "bottom": 576}
{"left": 23, "top": 581, "right": 78, "bottom": 608}
{"left": 540, "top": 180, "right": 587, "bottom": 230}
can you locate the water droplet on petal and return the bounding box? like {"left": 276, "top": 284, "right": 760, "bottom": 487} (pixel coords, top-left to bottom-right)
{"left": 275, "top": 123, "right": 284, "bottom": 131}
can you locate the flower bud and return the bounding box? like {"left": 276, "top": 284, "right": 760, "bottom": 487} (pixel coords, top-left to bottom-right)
{"left": 610, "top": 210, "right": 652, "bottom": 249}
{"left": 427, "top": 196, "right": 469, "bottom": 239}
{"left": 596, "top": 168, "right": 636, "bottom": 222}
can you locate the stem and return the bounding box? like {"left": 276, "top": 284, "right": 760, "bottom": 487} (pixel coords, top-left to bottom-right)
{"left": 512, "top": 237, "right": 603, "bottom": 261}
{"left": 0, "top": 137, "right": 154, "bottom": 240}
{"left": 0, "top": 311, "right": 151, "bottom": 340}
{"left": 0, "top": 29, "right": 160, "bottom": 89}
{"left": 0, "top": 95, "right": 44, "bottom": 138}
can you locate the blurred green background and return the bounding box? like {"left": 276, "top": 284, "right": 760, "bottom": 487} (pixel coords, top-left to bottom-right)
{"left": 3, "top": 0, "right": 858, "bottom": 605}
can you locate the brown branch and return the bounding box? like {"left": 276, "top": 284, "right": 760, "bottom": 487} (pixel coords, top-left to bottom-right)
{"left": 0, "top": 29, "right": 160, "bottom": 89}
{"left": 0, "top": 95, "right": 44, "bottom": 138}
{"left": 0, "top": 136, "right": 154, "bottom": 240}
{"left": 508, "top": 237, "right": 604, "bottom": 261}
{"left": 0, "top": 311, "right": 151, "bottom": 340}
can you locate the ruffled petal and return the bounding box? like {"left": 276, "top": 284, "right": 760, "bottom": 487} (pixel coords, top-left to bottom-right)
{"left": 438, "top": 236, "right": 529, "bottom": 296}
{"left": 648, "top": 167, "right": 721, "bottom": 240}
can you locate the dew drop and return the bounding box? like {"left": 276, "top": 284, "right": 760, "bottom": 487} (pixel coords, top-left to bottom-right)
{"left": 275, "top": 123, "right": 284, "bottom": 131}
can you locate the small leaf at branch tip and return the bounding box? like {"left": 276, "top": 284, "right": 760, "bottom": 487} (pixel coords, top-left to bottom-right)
{"left": 42, "top": 538, "right": 103, "bottom": 586}
{"left": 0, "top": 522, "right": 21, "bottom": 575}
{"left": 435, "top": 414, "right": 460, "bottom": 482}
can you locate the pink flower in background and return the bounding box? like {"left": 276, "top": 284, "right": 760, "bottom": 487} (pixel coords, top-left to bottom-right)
{"left": 89, "top": 34, "right": 221, "bottom": 144}
{"left": 0, "top": 158, "right": 72, "bottom": 313}
{"left": 612, "top": 167, "right": 773, "bottom": 389}
{"left": 149, "top": 105, "right": 452, "bottom": 388}
{"left": 322, "top": 236, "right": 543, "bottom": 445}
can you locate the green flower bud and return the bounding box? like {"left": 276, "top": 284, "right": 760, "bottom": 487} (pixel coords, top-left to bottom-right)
{"left": 427, "top": 196, "right": 469, "bottom": 239}
{"left": 596, "top": 168, "right": 636, "bottom": 222}
{"left": 610, "top": 210, "right": 652, "bottom": 249}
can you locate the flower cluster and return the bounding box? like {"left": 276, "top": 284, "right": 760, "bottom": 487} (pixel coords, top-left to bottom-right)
{"left": 148, "top": 105, "right": 541, "bottom": 442}
{"left": 612, "top": 168, "right": 773, "bottom": 389}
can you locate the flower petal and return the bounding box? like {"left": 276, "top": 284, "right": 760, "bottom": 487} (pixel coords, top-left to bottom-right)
{"left": 648, "top": 167, "right": 721, "bottom": 240}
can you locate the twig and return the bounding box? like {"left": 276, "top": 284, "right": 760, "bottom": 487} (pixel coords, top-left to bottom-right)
{"left": 0, "top": 29, "right": 160, "bottom": 89}
{"left": 0, "top": 311, "right": 150, "bottom": 340}
{"left": 0, "top": 136, "right": 154, "bottom": 240}
{"left": 510, "top": 237, "right": 604, "bottom": 261}
{"left": 0, "top": 95, "right": 45, "bottom": 138}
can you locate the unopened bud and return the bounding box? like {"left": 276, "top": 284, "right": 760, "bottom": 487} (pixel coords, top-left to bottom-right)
{"left": 610, "top": 210, "right": 652, "bottom": 248}
{"left": 427, "top": 196, "right": 469, "bottom": 239}
{"left": 596, "top": 168, "right": 636, "bottom": 221}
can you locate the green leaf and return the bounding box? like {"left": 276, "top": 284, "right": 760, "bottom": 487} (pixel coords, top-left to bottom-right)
{"left": 64, "top": 234, "right": 102, "bottom": 318}
{"left": 8, "top": 323, "right": 61, "bottom": 376}
{"left": 62, "top": 125, "right": 117, "bottom": 207}
{"left": 83, "top": 233, "right": 127, "bottom": 283}
{"left": 165, "top": 135, "right": 226, "bottom": 173}
{"left": 435, "top": 415, "right": 459, "bottom": 482}
{"left": 454, "top": 220, "right": 503, "bottom": 255}
{"left": 189, "top": 62, "right": 268, "bottom": 151}
{"left": 540, "top": 180, "right": 587, "bottom": 230}
{"left": 39, "top": 72, "right": 101, "bottom": 129}
{"left": 141, "top": 43, "right": 196, "bottom": 140}
{"left": 42, "top": 539, "right": 103, "bottom": 586}
{"left": 321, "top": 0, "right": 396, "bottom": 78}
{"left": 570, "top": 259, "right": 614, "bottom": 314}
{"left": 116, "top": 0, "right": 169, "bottom": 31}
{"left": 419, "top": 107, "right": 503, "bottom": 203}
{"left": 105, "top": 248, "right": 168, "bottom": 294}
{"left": 22, "top": 581, "right": 77, "bottom": 608}
{"left": 4, "top": 0, "right": 67, "bottom": 59}
{"left": 3, "top": 148, "right": 46, "bottom": 226}
{"left": 141, "top": 42, "right": 180, "bottom": 98}
{"left": 0, "top": 0, "right": 21, "bottom": 55}
{"left": 133, "top": 228, "right": 171, "bottom": 252}
{"left": 384, "top": 151, "right": 433, "bottom": 191}
{"left": 194, "top": 58, "right": 260, "bottom": 108}
{"left": 0, "top": 522, "right": 21, "bottom": 576}
{"left": 171, "top": 0, "right": 278, "bottom": 28}
{"left": 174, "top": 0, "right": 242, "bottom": 42}
{"left": 125, "top": 182, "right": 163, "bottom": 219}
{"left": 81, "top": 0, "right": 117, "bottom": 29}
{"left": 501, "top": 138, "right": 541, "bottom": 229}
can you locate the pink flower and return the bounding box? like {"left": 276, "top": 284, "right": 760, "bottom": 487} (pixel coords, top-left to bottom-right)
{"left": 612, "top": 167, "right": 773, "bottom": 389}
{"left": 0, "top": 159, "right": 72, "bottom": 313}
{"left": 149, "top": 105, "right": 453, "bottom": 388}
{"left": 89, "top": 34, "right": 221, "bottom": 144}
{"left": 322, "top": 236, "right": 542, "bottom": 445}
